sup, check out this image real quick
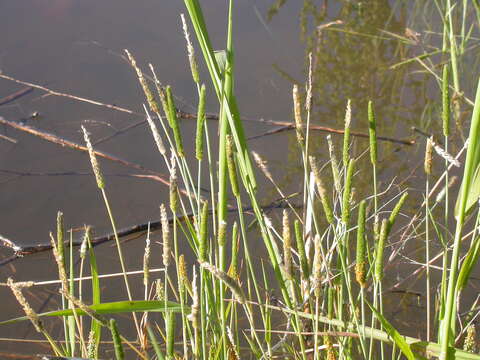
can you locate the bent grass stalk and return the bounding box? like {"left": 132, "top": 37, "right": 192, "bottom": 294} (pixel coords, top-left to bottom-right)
{"left": 440, "top": 78, "right": 480, "bottom": 359}
{"left": 82, "top": 126, "right": 141, "bottom": 339}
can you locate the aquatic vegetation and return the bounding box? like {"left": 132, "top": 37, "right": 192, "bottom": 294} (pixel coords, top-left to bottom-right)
{"left": 3, "top": 1, "right": 480, "bottom": 359}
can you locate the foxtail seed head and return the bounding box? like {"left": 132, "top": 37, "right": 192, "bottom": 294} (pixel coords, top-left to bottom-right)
{"left": 82, "top": 126, "right": 105, "bottom": 189}
{"left": 218, "top": 220, "right": 227, "bottom": 247}
{"left": 306, "top": 52, "right": 313, "bottom": 114}
{"left": 442, "top": 64, "right": 451, "bottom": 137}
{"left": 230, "top": 221, "right": 239, "bottom": 278}
{"left": 387, "top": 192, "right": 408, "bottom": 235}
{"left": 125, "top": 49, "right": 160, "bottom": 114}
{"left": 327, "top": 135, "right": 341, "bottom": 193}
{"left": 7, "top": 278, "right": 42, "bottom": 333}
{"left": 169, "top": 154, "right": 178, "bottom": 213}
{"left": 187, "top": 267, "right": 199, "bottom": 330}
{"left": 425, "top": 137, "right": 433, "bottom": 175}
{"left": 200, "top": 261, "right": 246, "bottom": 304}
{"left": 165, "top": 86, "right": 185, "bottom": 157}
{"left": 252, "top": 151, "right": 272, "bottom": 180}
{"left": 355, "top": 200, "right": 367, "bottom": 288}
{"left": 160, "top": 204, "right": 170, "bottom": 267}
{"left": 293, "top": 84, "right": 304, "bottom": 143}
{"left": 180, "top": 14, "right": 200, "bottom": 83}
{"left": 313, "top": 234, "right": 322, "bottom": 297}
{"left": 195, "top": 84, "right": 206, "bottom": 160}
{"left": 199, "top": 201, "right": 208, "bottom": 262}
{"left": 226, "top": 135, "right": 240, "bottom": 197}
{"left": 342, "top": 99, "right": 352, "bottom": 168}
{"left": 282, "top": 210, "right": 293, "bottom": 279}
{"left": 464, "top": 324, "right": 477, "bottom": 353}
{"left": 144, "top": 105, "right": 166, "bottom": 155}
{"left": 109, "top": 319, "right": 124, "bottom": 360}
{"left": 143, "top": 226, "right": 151, "bottom": 287}
{"left": 368, "top": 100, "right": 378, "bottom": 165}
{"left": 294, "top": 219, "right": 309, "bottom": 279}
{"left": 341, "top": 159, "right": 355, "bottom": 225}
{"left": 374, "top": 218, "right": 388, "bottom": 283}
{"left": 178, "top": 254, "right": 189, "bottom": 294}
{"left": 309, "top": 156, "right": 334, "bottom": 224}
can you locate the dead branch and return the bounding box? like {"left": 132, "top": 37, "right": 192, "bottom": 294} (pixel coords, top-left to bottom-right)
{"left": 0, "top": 73, "right": 139, "bottom": 116}
{"left": 0, "top": 74, "right": 414, "bottom": 146}
{"left": 0, "top": 200, "right": 294, "bottom": 267}
{"left": 0, "top": 116, "right": 171, "bottom": 187}
{"left": 0, "top": 86, "right": 33, "bottom": 106}
{"left": 0, "top": 133, "right": 17, "bottom": 144}
{"left": 179, "top": 110, "right": 415, "bottom": 146}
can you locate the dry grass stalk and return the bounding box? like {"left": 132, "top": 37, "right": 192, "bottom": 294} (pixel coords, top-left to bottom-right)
{"left": 7, "top": 278, "right": 41, "bottom": 332}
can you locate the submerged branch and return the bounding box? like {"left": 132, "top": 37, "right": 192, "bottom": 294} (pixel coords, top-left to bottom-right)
{"left": 0, "top": 86, "right": 34, "bottom": 106}
{"left": 0, "top": 116, "right": 172, "bottom": 188}
{"left": 0, "top": 200, "right": 295, "bottom": 267}
{"left": 178, "top": 110, "right": 415, "bottom": 145}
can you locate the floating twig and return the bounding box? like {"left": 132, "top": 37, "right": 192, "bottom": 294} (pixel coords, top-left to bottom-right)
{"left": 0, "top": 86, "right": 33, "bottom": 106}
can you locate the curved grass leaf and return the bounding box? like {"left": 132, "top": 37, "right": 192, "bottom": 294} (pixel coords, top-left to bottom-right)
{"left": 273, "top": 304, "right": 480, "bottom": 360}
{"left": 456, "top": 236, "right": 480, "bottom": 292}
{"left": 0, "top": 300, "right": 185, "bottom": 326}
{"left": 367, "top": 301, "right": 422, "bottom": 360}
{"left": 455, "top": 164, "right": 480, "bottom": 217}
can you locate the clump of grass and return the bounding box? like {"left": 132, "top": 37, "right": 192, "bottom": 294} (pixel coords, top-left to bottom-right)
{"left": 5, "top": 2, "right": 480, "bottom": 360}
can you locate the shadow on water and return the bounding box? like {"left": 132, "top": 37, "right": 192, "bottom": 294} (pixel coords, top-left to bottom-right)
{"left": 1, "top": 0, "right": 480, "bottom": 356}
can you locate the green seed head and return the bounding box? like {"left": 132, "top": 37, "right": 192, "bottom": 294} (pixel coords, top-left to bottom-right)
{"left": 442, "top": 64, "right": 450, "bottom": 137}
{"left": 341, "top": 159, "right": 355, "bottom": 225}
{"left": 355, "top": 200, "right": 367, "bottom": 288}
{"left": 388, "top": 192, "right": 408, "bottom": 235}
{"left": 109, "top": 319, "right": 124, "bottom": 360}
{"left": 199, "top": 201, "right": 208, "bottom": 262}
{"left": 125, "top": 49, "right": 160, "bottom": 114}
{"left": 342, "top": 99, "right": 352, "bottom": 168}
{"left": 313, "top": 234, "right": 322, "bottom": 297}
{"left": 368, "top": 101, "right": 378, "bottom": 165}
{"left": 166, "top": 86, "right": 184, "bottom": 157}
{"left": 374, "top": 218, "right": 388, "bottom": 283}
{"left": 310, "top": 156, "right": 334, "bottom": 224}
{"left": 226, "top": 135, "right": 240, "bottom": 197}
{"left": 195, "top": 84, "right": 206, "bottom": 161}
{"left": 294, "top": 219, "right": 309, "bottom": 279}
{"left": 327, "top": 135, "right": 342, "bottom": 193}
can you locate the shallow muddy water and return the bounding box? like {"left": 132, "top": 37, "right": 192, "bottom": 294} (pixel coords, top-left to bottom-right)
{"left": 1, "top": 0, "right": 479, "bottom": 357}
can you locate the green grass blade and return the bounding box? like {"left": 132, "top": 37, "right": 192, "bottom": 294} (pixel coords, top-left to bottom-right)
{"left": 87, "top": 231, "right": 101, "bottom": 358}
{"left": 0, "top": 300, "right": 186, "bottom": 326}
{"left": 147, "top": 325, "right": 166, "bottom": 360}
{"left": 183, "top": 0, "right": 257, "bottom": 191}
{"left": 367, "top": 301, "right": 423, "bottom": 360}
{"left": 442, "top": 78, "right": 480, "bottom": 358}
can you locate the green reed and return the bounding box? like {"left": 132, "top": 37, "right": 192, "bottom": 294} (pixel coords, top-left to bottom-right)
{"left": 6, "top": 1, "right": 480, "bottom": 360}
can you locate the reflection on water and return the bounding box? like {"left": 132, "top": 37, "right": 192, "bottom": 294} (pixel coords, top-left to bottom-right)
{"left": 267, "top": 0, "right": 480, "bottom": 338}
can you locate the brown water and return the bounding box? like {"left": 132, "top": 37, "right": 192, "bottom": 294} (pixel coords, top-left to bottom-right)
{"left": 0, "top": 0, "right": 478, "bottom": 357}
